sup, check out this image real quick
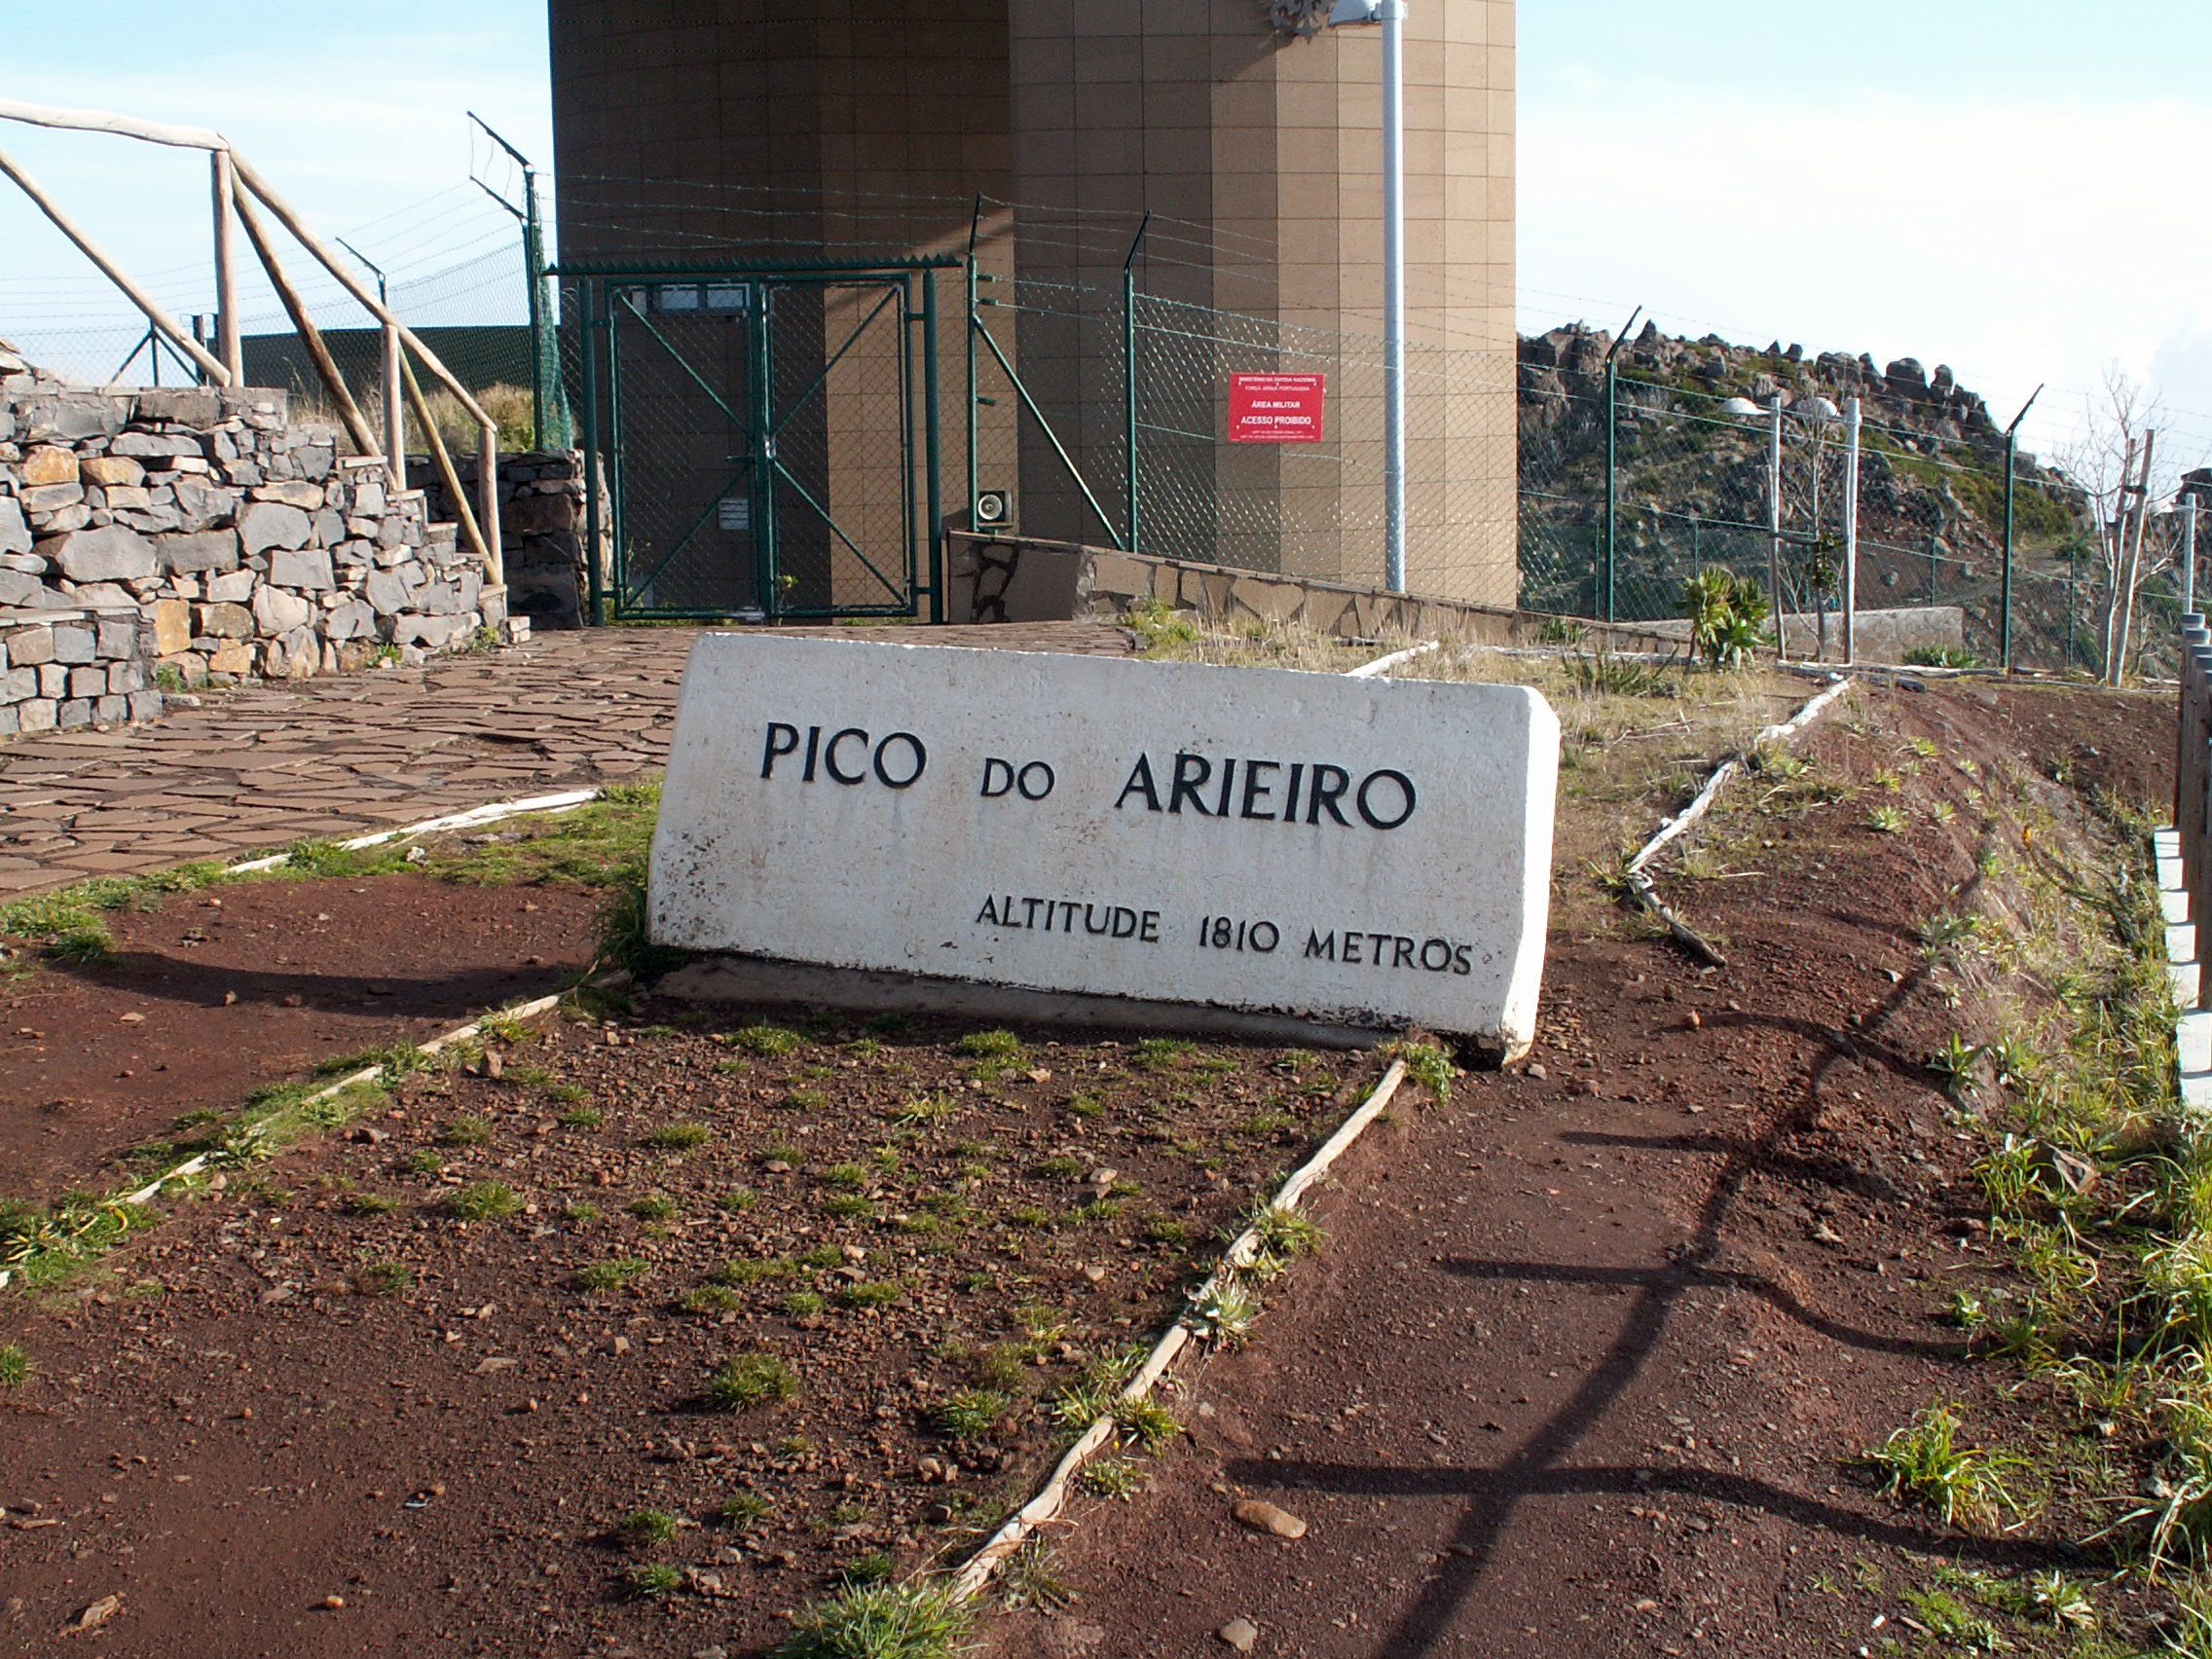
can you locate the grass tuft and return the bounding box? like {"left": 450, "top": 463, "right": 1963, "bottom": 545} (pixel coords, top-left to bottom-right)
{"left": 773, "top": 1578, "right": 977, "bottom": 1659}
{"left": 576, "top": 1257, "right": 650, "bottom": 1293}
{"left": 934, "top": 1388, "right": 1011, "bottom": 1438}
{"left": 624, "top": 1563, "right": 682, "bottom": 1600}
{"left": 595, "top": 859, "right": 688, "bottom": 982}
{"left": 1383, "top": 1040, "right": 1455, "bottom": 1103}
{"left": 1857, "top": 1402, "right": 2025, "bottom": 1529}
{"left": 445, "top": 1180, "right": 520, "bottom": 1222}
{"left": 616, "top": 1506, "right": 682, "bottom": 1545}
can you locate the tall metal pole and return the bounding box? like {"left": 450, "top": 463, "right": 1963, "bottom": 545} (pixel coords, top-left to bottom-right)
{"left": 1766, "top": 396, "right": 1784, "bottom": 660}
{"left": 965, "top": 257, "right": 979, "bottom": 545}
{"left": 2001, "top": 385, "right": 2041, "bottom": 673}
{"left": 1381, "top": 0, "right": 1407, "bottom": 594}
{"left": 1842, "top": 396, "right": 1862, "bottom": 665}
{"left": 467, "top": 113, "right": 557, "bottom": 448}
{"left": 210, "top": 149, "right": 241, "bottom": 384}
{"left": 578, "top": 281, "right": 603, "bottom": 624}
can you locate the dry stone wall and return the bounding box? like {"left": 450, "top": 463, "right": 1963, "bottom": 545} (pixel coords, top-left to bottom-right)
{"left": 422, "top": 450, "right": 597, "bottom": 629}
{"left": 0, "top": 341, "right": 514, "bottom": 735}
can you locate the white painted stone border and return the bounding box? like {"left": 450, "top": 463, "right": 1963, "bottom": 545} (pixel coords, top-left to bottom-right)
{"left": 949, "top": 636, "right": 1454, "bottom": 1598}
{"left": 1627, "top": 674, "right": 1856, "bottom": 880}
{"left": 223, "top": 788, "right": 601, "bottom": 873}
{"left": 3, "top": 791, "right": 617, "bottom": 1290}
{"left": 1343, "top": 639, "right": 1439, "bottom": 679}
{"left": 951, "top": 1056, "right": 1410, "bottom": 1600}
{"left": 0, "top": 989, "right": 571, "bottom": 1292}
{"left": 1613, "top": 674, "right": 1855, "bottom": 966}
{"left": 2154, "top": 828, "right": 2212, "bottom": 1114}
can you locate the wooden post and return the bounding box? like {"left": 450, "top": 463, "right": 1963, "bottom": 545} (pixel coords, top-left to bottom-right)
{"left": 2114, "top": 428, "right": 2157, "bottom": 686}
{"left": 231, "top": 191, "right": 381, "bottom": 457}
{"left": 477, "top": 423, "right": 504, "bottom": 590}
{"left": 229, "top": 156, "right": 494, "bottom": 429}
{"left": 398, "top": 352, "right": 492, "bottom": 570}
{"left": 210, "top": 149, "right": 241, "bottom": 384}
{"left": 0, "top": 143, "right": 231, "bottom": 385}
{"left": 381, "top": 322, "right": 406, "bottom": 491}
{"left": 1841, "top": 396, "right": 1862, "bottom": 666}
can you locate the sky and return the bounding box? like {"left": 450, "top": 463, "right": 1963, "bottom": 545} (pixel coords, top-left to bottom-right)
{"left": 1517, "top": 0, "right": 2212, "bottom": 472}
{"left": 0, "top": 1, "right": 2204, "bottom": 469}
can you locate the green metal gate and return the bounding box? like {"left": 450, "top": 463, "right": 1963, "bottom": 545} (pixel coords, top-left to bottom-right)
{"left": 563, "top": 258, "right": 950, "bottom": 622}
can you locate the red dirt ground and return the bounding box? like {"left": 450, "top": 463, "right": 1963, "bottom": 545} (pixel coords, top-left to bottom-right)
{"left": 0, "top": 876, "right": 601, "bottom": 1202}
{"left": 0, "top": 676, "right": 2177, "bottom": 1659}
{"left": 983, "top": 681, "right": 2176, "bottom": 1659}
{"left": 0, "top": 991, "right": 1388, "bottom": 1657}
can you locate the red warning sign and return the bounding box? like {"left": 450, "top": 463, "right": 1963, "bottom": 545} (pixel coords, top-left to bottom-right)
{"left": 1227, "top": 373, "right": 1327, "bottom": 444}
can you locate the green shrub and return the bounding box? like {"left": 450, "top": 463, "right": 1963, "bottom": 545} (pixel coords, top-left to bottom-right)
{"left": 1681, "top": 565, "right": 1770, "bottom": 669}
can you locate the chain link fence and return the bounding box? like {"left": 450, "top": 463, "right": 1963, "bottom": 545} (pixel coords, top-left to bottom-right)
{"left": 968, "top": 273, "right": 1517, "bottom": 604}
{"left": 1517, "top": 360, "right": 2153, "bottom": 670}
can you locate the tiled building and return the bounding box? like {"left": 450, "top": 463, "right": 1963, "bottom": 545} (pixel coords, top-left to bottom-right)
{"left": 550, "top": 0, "right": 1515, "bottom": 608}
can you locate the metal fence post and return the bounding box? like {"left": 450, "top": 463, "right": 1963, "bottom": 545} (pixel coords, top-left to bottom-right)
{"left": 523, "top": 166, "right": 561, "bottom": 450}
{"left": 2001, "top": 387, "right": 2041, "bottom": 673}
{"left": 2003, "top": 429, "right": 2017, "bottom": 672}
{"left": 577, "top": 280, "right": 604, "bottom": 625}
{"left": 2185, "top": 502, "right": 2199, "bottom": 618}
{"left": 2178, "top": 614, "right": 2206, "bottom": 847}
{"left": 1766, "top": 396, "right": 1784, "bottom": 661}
{"left": 921, "top": 267, "right": 944, "bottom": 625}
{"left": 1842, "top": 396, "right": 1861, "bottom": 665}
{"left": 1604, "top": 357, "right": 1618, "bottom": 624}
{"left": 965, "top": 256, "right": 978, "bottom": 546}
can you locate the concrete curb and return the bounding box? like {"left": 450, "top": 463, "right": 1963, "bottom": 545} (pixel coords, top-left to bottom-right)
{"left": 0, "top": 989, "right": 573, "bottom": 1293}
{"left": 2154, "top": 828, "right": 2212, "bottom": 1114}
{"left": 945, "top": 635, "right": 1465, "bottom": 1601}
{"left": 223, "top": 788, "right": 601, "bottom": 874}
{"left": 950, "top": 1057, "right": 1410, "bottom": 1600}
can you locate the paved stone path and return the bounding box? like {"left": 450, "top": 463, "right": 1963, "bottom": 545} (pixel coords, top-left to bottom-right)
{"left": 0, "top": 621, "right": 1135, "bottom": 896}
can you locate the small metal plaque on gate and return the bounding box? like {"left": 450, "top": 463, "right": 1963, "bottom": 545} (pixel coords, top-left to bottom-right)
{"left": 718, "top": 498, "right": 752, "bottom": 532}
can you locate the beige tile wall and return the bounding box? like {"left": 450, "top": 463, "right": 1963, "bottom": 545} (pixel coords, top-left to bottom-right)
{"left": 550, "top": 0, "right": 1516, "bottom": 609}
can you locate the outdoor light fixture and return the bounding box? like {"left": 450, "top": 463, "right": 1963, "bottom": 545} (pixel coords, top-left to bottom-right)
{"left": 1327, "top": 0, "right": 1407, "bottom": 593}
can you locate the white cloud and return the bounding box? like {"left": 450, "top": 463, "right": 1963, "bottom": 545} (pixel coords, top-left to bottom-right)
{"left": 1520, "top": 77, "right": 2212, "bottom": 462}
{"left": 0, "top": 38, "right": 551, "bottom": 376}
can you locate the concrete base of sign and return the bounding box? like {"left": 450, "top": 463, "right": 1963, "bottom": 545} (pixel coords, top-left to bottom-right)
{"left": 655, "top": 954, "right": 1496, "bottom": 1056}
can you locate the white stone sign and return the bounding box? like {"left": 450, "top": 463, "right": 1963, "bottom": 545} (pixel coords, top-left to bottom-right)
{"left": 649, "top": 636, "right": 1559, "bottom": 1055}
